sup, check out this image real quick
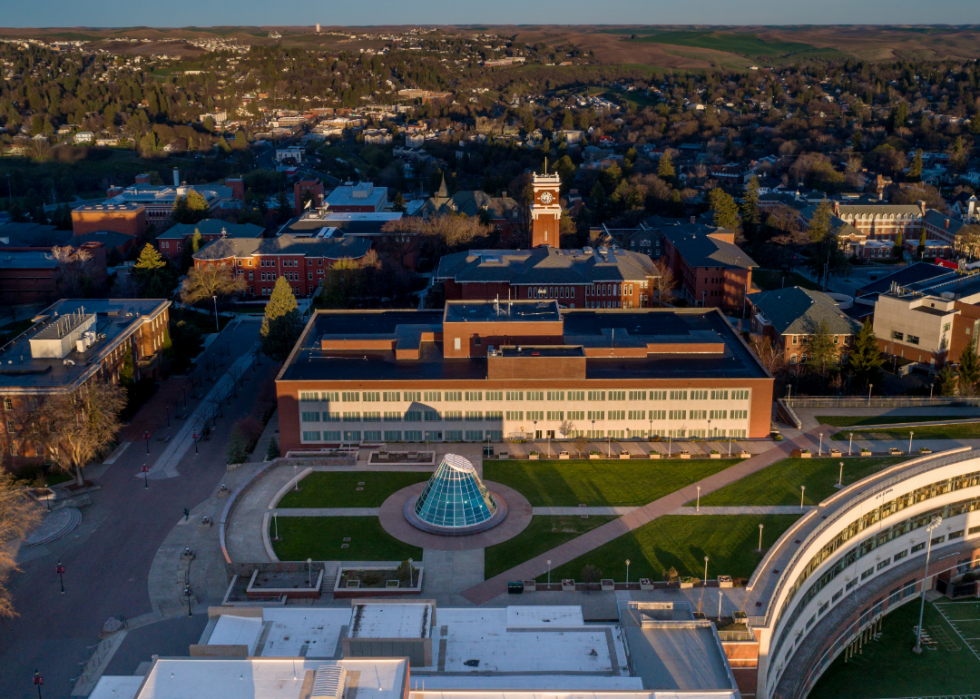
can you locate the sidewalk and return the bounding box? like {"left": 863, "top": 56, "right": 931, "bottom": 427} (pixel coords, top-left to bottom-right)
{"left": 669, "top": 505, "right": 817, "bottom": 515}
{"left": 461, "top": 426, "right": 826, "bottom": 605}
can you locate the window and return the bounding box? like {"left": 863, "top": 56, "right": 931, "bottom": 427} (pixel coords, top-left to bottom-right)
{"left": 790, "top": 354, "right": 798, "bottom": 364}
{"left": 383, "top": 411, "right": 402, "bottom": 422}
{"left": 424, "top": 411, "right": 441, "bottom": 421}
{"left": 608, "top": 410, "right": 625, "bottom": 420}
{"left": 832, "top": 589, "right": 843, "bottom": 603}
{"left": 486, "top": 391, "right": 503, "bottom": 401}
{"left": 689, "top": 410, "right": 707, "bottom": 420}
{"left": 731, "top": 410, "right": 749, "bottom": 420}
{"left": 342, "top": 392, "right": 360, "bottom": 402}
{"left": 547, "top": 411, "right": 564, "bottom": 420}
{"left": 362, "top": 392, "right": 380, "bottom": 402}
{"left": 907, "top": 335, "right": 920, "bottom": 345}
{"left": 363, "top": 412, "right": 381, "bottom": 422}
{"left": 465, "top": 410, "right": 483, "bottom": 420}
{"left": 950, "top": 529, "right": 964, "bottom": 540}
{"left": 404, "top": 411, "right": 422, "bottom": 422}
{"left": 894, "top": 549, "right": 908, "bottom": 561}
{"left": 609, "top": 390, "right": 626, "bottom": 401}
{"left": 302, "top": 431, "right": 321, "bottom": 441}
{"left": 628, "top": 410, "right": 645, "bottom": 419}
{"left": 587, "top": 410, "right": 605, "bottom": 420}
{"left": 506, "top": 411, "right": 523, "bottom": 420}
{"left": 445, "top": 391, "right": 462, "bottom": 402}
{"left": 547, "top": 391, "right": 564, "bottom": 401}
{"left": 877, "top": 558, "right": 891, "bottom": 570}
{"left": 709, "top": 410, "right": 728, "bottom": 419}
{"left": 342, "top": 412, "right": 361, "bottom": 422}
{"left": 670, "top": 390, "right": 688, "bottom": 400}
{"left": 568, "top": 391, "right": 585, "bottom": 401}
{"left": 486, "top": 410, "right": 503, "bottom": 420}
{"left": 404, "top": 391, "right": 421, "bottom": 402}
{"left": 526, "top": 391, "right": 544, "bottom": 401}
{"left": 404, "top": 430, "right": 422, "bottom": 441}
{"left": 861, "top": 568, "right": 874, "bottom": 580}
{"left": 323, "top": 413, "right": 341, "bottom": 422}
{"left": 454, "top": 337, "right": 461, "bottom": 351}
{"left": 424, "top": 391, "right": 441, "bottom": 402}
{"left": 465, "top": 391, "right": 482, "bottom": 401}
{"left": 710, "top": 390, "right": 729, "bottom": 400}
{"left": 912, "top": 542, "right": 926, "bottom": 553}
{"left": 629, "top": 391, "right": 647, "bottom": 400}
{"left": 465, "top": 430, "right": 483, "bottom": 441}
{"left": 587, "top": 391, "right": 606, "bottom": 401}
{"left": 669, "top": 410, "right": 686, "bottom": 420}
{"left": 732, "top": 390, "right": 750, "bottom": 400}
{"left": 444, "top": 411, "right": 462, "bottom": 422}
{"left": 299, "top": 391, "right": 319, "bottom": 401}
{"left": 364, "top": 430, "right": 381, "bottom": 441}
{"left": 506, "top": 391, "right": 523, "bottom": 401}
{"left": 383, "top": 392, "right": 401, "bottom": 402}
{"left": 690, "top": 390, "right": 708, "bottom": 400}
{"left": 301, "top": 411, "right": 320, "bottom": 422}
{"left": 650, "top": 410, "right": 666, "bottom": 420}
{"left": 650, "top": 390, "right": 667, "bottom": 401}
{"left": 384, "top": 430, "right": 402, "bottom": 441}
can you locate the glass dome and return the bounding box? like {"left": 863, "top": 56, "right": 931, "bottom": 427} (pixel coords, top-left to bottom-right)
{"left": 414, "top": 454, "right": 497, "bottom": 529}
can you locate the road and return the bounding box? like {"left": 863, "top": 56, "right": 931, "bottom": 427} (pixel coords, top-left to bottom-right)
{"left": 0, "top": 318, "right": 265, "bottom": 699}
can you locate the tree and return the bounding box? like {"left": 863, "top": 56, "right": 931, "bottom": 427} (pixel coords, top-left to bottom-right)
{"left": 0, "top": 469, "right": 43, "bottom": 619}
{"left": 179, "top": 229, "right": 205, "bottom": 272}
{"left": 935, "top": 364, "right": 958, "bottom": 397}
{"left": 43, "top": 382, "right": 127, "bottom": 486}
{"left": 266, "top": 437, "right": 280, "bottom": 460}
{"left": 958, "top": 342, "right": 980, "bottom": 395}
{"left": 651, "top": 260, "right": 677, "bottom": 307}
{"left": 133, "top": 244, "right": 174, "bottom": 298}
{"left": 275, "top": 190, "right": 293, "bottom": 224}
{"left": 847, "top": 321, "right": 884, "bottom": 390}
{"left": 171, "top": 190, "right": 210, "bottom": 225}
{"left": 908, "top": 149, "right": 923, "bottom": 182}
{"left": 807, "top": 200, "right": 834, "bottom": 243}
{"left": 658, "top": 151, "right": 675, "bottom": 182}
{"left": 806, "top": 321, "right": 837, "bottom": 378}
{"left": 391, "top": 192, "right": 406, "bottom": 213}
{"left": 741, "top": 176, "right": 761, "bottom": 242}
{"left": 179, "top": 264, "right": 246, "bottom": 305}
{"left": 260, "top": 276, "right": 303, "bottom": 362}
{"left": 226, "top": 424, "right": 249, "bottom": 464}
{"left": 708, "top": 188, "right": 740, "bottom": 232}
{"left": 51, "top": 245, "right": 100, "bottom": 297}
{"left": 750, "top": 336, "right": 786, "bottom": 377}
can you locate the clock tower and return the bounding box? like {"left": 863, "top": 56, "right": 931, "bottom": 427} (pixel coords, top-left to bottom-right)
{"left": 530, "top": 171, "right": 561, "bottom": 248}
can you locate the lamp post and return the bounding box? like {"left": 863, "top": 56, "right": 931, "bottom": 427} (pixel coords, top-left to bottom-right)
{"left": 838, "top": 461, "right": 844, "bottom": 488}
{"left": 272, "top": 512, "right": 279, "bottom": 541}
{"left": 868, "top": 383, "right": 873, "bottom": 403}
{"left": 185, "top": 586, "right": 193, "bottom": 617}
{"left": 703, "top": 556, "right": 709, "bottom": 586}
{"left": 142, "top": 465, "right": 149, "bottom": 489}
{"left": 848, "top": 432, "right": 853, "bottom": 456}
{"left": 626, "top": 559, "right": 631, "bottom": 586}
{"left": 696, "top": 486, "right": 701, "bottom": 512}
{"left": 909, "top": 431, "right": 914, "bottom": 455}
{"left": 56, "top": 561, "right": 65, "bottom": 594}
{"left": 144, "top": 430, "right": 150, "bottom": 454}
{"left": 192, "top": 432, "right": 199, "bottom": 454}
{"left": 33, "top": 670, "right": 43, "bottom": 699}
{"left": 547, "top": 559, "right": 552, "bottom": 586}
{"left": 757, "top": 523, "right": 764, "bottom": 551}
{"left": 668, "top": 433, "right": 672, "bottom": 457}
{"left": 212, "top": 295, "right": 220, "bottom": 333}
{"left": 294, "top": 463, "right": 299, "bottom": 491}
{"left": 607, "top": 433, "right": 611, "bottom": 458}
{"left": 800, "top": 485, "right": 806, "bottom": 509}
{"left": 914, "top": 516, "right": 943, "bottom": 654}
{"left": 307, "top": 558, "right": 313, "bottom": 588}
{"left": 818, "top": 433, "right": 823, "bottom": 456}
{"left": 408, "top": 558, "right": 414, "bottom": 587}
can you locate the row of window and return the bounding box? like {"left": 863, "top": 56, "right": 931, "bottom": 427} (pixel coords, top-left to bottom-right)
{"left": 301, "top": 408, "right": 750, "bottom": 423}
{"left": 302, "top": 430, "right": 503, "bottom": 443}
{"left": 298, "top": 389, "right": 751, "bottom": 403}
{"left": 891, "top": 330, "right": 921, "bottom": 345}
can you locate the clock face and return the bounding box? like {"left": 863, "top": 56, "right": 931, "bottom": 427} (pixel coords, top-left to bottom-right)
{"left": 540, "top": 192, "right": 554, "bottom": 204}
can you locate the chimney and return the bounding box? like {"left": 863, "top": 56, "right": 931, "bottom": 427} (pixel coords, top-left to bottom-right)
{"left": 918, "top": 200, "right": 926, "bottom": 217}
{"left": 945, "top": 218, "right": 950, "bottom": 229}
{"left": 173, "top": 168, "right": 180, "bottom": 187}
{"left": 832, "top": 201, "right": 839, "bottom": 217}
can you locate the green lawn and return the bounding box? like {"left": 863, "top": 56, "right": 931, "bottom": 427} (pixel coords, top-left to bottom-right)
{"left": 818, "top": 415, "right": 980, "bottom": 427}
{"left": 540, "top": 514, "right": 800, "bottom": 584}
{"left": 808, "top": 600, "right": 980, "bottom": 699}
{"left": 832, "top": 422, "right": 980, "bottom": 441}
{"left": 270, "top": 516, "right": 422, "bottom": 562}
{"left": 483, "top": 459, "right": 740, "bottom": 508}
{"left": 277, "top": 471, "right": 431, "bottom": 508}
{"left": 695, "top": 457, "right": 908, "bottom": 507}
{"left": 484, "top": 515, "right": 618, "bottom": 580}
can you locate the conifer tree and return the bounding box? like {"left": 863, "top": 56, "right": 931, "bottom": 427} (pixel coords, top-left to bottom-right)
{"left": 958, "top": 342, "right": 980, "bottom": 394}
{"left": 260, "top": 276, "right": 302, "bottom": 362}
{"left": 847, "top": 321, "right": 884, "bottom": 390}
{"left": 658, "top": 152, "right": 675, "bottom": 182}
{"left": 935, "top": 365, "right": 958, "bottom": 397}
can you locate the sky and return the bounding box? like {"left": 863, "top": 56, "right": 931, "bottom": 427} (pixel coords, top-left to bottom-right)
{"left": 3, "top": 0, "right": 980, "bottom": 28}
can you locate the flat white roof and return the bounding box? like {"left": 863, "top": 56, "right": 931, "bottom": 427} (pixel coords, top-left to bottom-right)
{"left": 410, "top": 691, "right": 737, "bottom": 699}
{"left": 135, "top": 658, "right": 407, "bottom": 699}
{"left": 260, "top": 608, "right": 350, "bottom": 658}
{"left": 505, "top": 606, "right": 584, "bottom": 628}
{"left": 409, "top": 676, "right": 644, "bottom": 691}
{"left": 349, "top": 602, "right": 431, "bottom": 640}
{"left": 208, "top": 616, "right": 263, "bottom": 655}
{"left": 88, "top": 676, "right": 143, "bottom": 699}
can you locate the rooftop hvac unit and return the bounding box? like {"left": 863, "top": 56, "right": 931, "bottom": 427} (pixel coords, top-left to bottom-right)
{"left": 942, "top": 292, "right": 955, "bottom": 300}
{"left": 311, "top": 665, "right": 346, "bottom": 699}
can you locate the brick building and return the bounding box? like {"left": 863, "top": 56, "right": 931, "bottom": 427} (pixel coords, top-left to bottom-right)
{"left": 419, "top": 176, "right": 522, "bottom": 246}
{"left": 435, "top": 246, "right": 659, "bottom": 309}
{"left": 279, "top": 210, "right": 418, "bottom": 270}
{"left": 0, "top": 243, "right": 107, "bottom": 304}
{"left": 325, "top": 182, "right": 387, "bottom": 212}
{"left": 293, "top": 178, "right": 325, "bottom": 216}
{"left": 275, "top": 300, "right": 774, "bottom": 453}
{"left": 71, "top": 202, "right": 147, "bottom": 242}
{"left": 156, "top": 219, "right": 264, "bottom": 262}
{"left": 657, "top": 224, "right": 757, "bottom": 312}
{"left": 192, "top": 234, "right": 371, "bottom": 298}
{"left": 0, "top": 298, "right": 170, "bottom": 466}
{"left": 748, "top": 286, "right": 863, "bottom": 367}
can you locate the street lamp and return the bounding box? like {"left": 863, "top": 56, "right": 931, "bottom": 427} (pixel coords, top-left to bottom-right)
{"left": 909, "top": 431, "right": 914, "bottom": 454}
{"left": 408, "top": 558, "right": 414, "bottom": 587}
{"left": 848, "top": 432, "right": 854, "bottom": 456}
{"left": 185, "top": 586, "right": 193, "bottom": 617}
{"left": 696, "top": 485, "right": 701, "bottom": 512}
{"left": 703, "top": 556, "right": 709, "bottom": 586}
{"left": 272, "top": 512, "right": 279, "bottom": 541}
{"left": 914, "top": 516, "right": 943, "bottom": 654}
{"left": 294, "top": 463, "right": 299, "bottom": 491}
{"left": 307, "top": 558, "right": 313, "bottom": 588}
{"left": 626, "top": 559, "right": 631, "bottom": 586}
{"left": 33, "top": 670, "right": 43, "bottom": 699}
{"left": 212, "top": 295, "right": 220, "bottom": 333}
{"left": 868, "top": 383, "right": 873, "bottom": 403}
{"left": 144, "top": 431, "right": 151, "bottom": 454}
{"left": 547, "top": 559, "right": 552, "bottom": 585}
{"left": 142, "top": 465, "right": 149, "bottom": 489}
{"left": 56, "top": 561, "right": 65, "bottom": 594}
{"left": 608, "top": 433, "right": 611, "bottom": 458}
{"left": 192, "top": 432, "right": 199, "bottom": 454}
{"left": 757, "top": 523, "right": 764, "bottom": 551}
{"left": 818, "top": 433, "right": 823, "bottom": 456}
{"left": 838, "top": 461, "right": 844, "bottom": 488}
{"left": 800, "top": 485, "right": 806, "bottom": 509}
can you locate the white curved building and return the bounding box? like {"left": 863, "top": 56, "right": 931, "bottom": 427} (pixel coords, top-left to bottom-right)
{"left": 745, "top": 447, "right": 980, "bottom": 699}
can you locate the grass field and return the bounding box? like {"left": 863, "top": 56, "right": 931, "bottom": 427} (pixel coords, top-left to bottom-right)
{"left": 483, "top": 459, "right": 739, "bottom": 508}
{"left": 695, "top": 457, "right": 907, "bottom": 507}
{"left": 808, "top": 600, "right": 980, "bottom": 699}
{"left": 819, "top": 415, "right": 980, "bottom": 427}
{"left": 270, "top": 516, "right": 422, "bottom": 562}
{"left": 538, "top": 514, "right": 800, "bottom": 584}
{"left": 833, "top": 422, "right": 980, "bottom": 441}
{"left": 276, "top": 471, "right": 431, "bottom": 509}
{"left": 484, "top": 515, "right": 618, "bottom": 580}
{"left": 629, "top": 31, "right": 843, "bottom": 60}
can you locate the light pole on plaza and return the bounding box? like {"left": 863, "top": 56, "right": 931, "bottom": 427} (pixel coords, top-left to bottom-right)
{"left": 914, "top": 516, "right": 943, "bottom": 654}
{"left": 547, "top": 559, "right": 552, "bottom": 586}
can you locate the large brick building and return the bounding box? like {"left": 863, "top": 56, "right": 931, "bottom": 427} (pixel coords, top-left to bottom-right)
{"left": 0, "top": 243, "right": 107, "bottom": 304}
{"left": 279, "top": 210, "right": 419, "bottom": 270}
{"left": 71, "top": 202, "right": 147, "bottom": 242}
{"left": 156, "top": 219, "right": 264, "bottom": 262}
{"left": 275, "top": 300, "right": 774, "bottom": 453}
{"left": 0, "top": 298, "right": 170, "bottom": 466}
{"left": 435, "top": 246, "right": 659, "bottom": 309}
{"left": 192, "top": 234, "right": 371, "bottom": 298}
{"left": 419, "top": 177, "right": 523, "bottom": 247}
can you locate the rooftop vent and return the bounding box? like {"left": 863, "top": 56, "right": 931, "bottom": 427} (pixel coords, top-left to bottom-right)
{"left": 311, "top": 665, "right": 347, "bottom": 699}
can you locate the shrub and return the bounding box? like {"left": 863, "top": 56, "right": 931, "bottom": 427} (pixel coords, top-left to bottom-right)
{"left": 581, "top": 564, "right": 602, "bottom": 583}
{"left": 663, "top": 566, "right": 679, "bottom": 582}
{"left": 396, "top": 560, "right": 415, "bottom": 584}
{"left": 225, "top": 425, "right": 249, "bottom": 465}
{"left": 361, "top": 571, "right": 383, "bottom": 587}
{"left": 773, "top": 434, "right": 783, "bottom": 442}
{"left": 266, "top": 437, "right": 280, "bottom": 460}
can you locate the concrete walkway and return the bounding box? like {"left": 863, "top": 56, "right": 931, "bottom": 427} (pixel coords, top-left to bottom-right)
{"left": 532, "top": 506, "right": 638, "bottom": 516}
{"left": 669, "top": 506, "right": 817, "bottom": 515}
{"left": 461, "top": 426, "right": 828, "bottom": 605}
{"left": 272, "top": 507, "right": 380, "bottom": 517}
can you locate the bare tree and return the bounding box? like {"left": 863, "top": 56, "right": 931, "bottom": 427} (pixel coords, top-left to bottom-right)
{"left": 0, "top": 469, "right": 43, "bottom": 618}
{"left": 750, "top": 335, "right": 786, "bottom": 377}
{"left": 651, "top": 260, "right": 677, "bottom": 307}
{"left": 180, "top": 264, "right": 247, "bottom": 305}
{"left": 558, "top": 420, "right": 575, "bottom": 440}
{"left": 43, "top": 382, "right": 127, "bottom": 486}
{"left": 51, "top": 245, "right": 95, "bottom": 297}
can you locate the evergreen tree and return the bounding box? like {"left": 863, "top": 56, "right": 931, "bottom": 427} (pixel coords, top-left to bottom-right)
{"left": 908, "top": 149, "right": 923, "bottom": 182}
{"left": 847, "top": 321, "right": 884, "bottom": 390}
{"left": 658, "top": 152, "right": 675, "bottom": 182}
{"left": 958, "top": 342, "right": 980, "bottom": 394}
{"left": 935, "top": 364, "right": 958, "bottom": 397}
{"left": 171, "top": 190, "right": 210, "bottom": 224}
{"left": 226, "top": 424, "right": 249, "bottom": 465}
{"left": 265, "top": 436, "right": 280, "bottom": 460}
{"left": 708, "top": 188, "right": 740, "bottom": 232}
{"left": 133, "top": 243, "right": 173, "bottom": 298}
{"left": 391, "top": 192, "right": 406, "bottom": 213}
{"left": 806, "top": 321, "right": 837, "bottom": 378}
{"left": 741, "top": 176, "right": 761, "bottom": 242}
{"left": 260, "top": 276, "right": 303, "bottom": 362}
{"left": 179, "top": 229, "right": 204, "bottom": 272}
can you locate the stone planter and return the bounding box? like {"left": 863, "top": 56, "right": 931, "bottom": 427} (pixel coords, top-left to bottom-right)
{"left": 861, "top": 450, "right": 872, "bottom": 457}
{"left": 679, "top": 581, "right": 695, "bottom": 589}
{"left": 679, "top": 452, "right": 691, "bottom": 460}
{"left": 799, "top": 451, "right": 812, "bottom": 459}
{"left": 920, "top": 447, "right": 933, "bottom": 454}
{"left": 529, "top": 453, "right": 539, "bottom": 460}
{"left": 522, "top": 580, "right": 536, "bottom": 592}
{"left": 333, "top": 565, "right": 423, "bottom": 599}
{"left": 601, "top": 579, "right": 615, "bottom": 591}
{"left": 559, "top": 451, "right": 570, "bottom": 460}
{"left": 639, "top": 578, "right": 654, "bottom": 591}
{"left": 889, "top": 448, "right": 903, "bottom": 455}
{"left": 709, "top": 452, "right": 721, "bottom": 459}
{"left": 619, "top": 452, "right": 630, "bottom": 460}
{"left": 829, "top": 449, "right": 842, "bottom": 457}
{"left": 718, "top": 575, "right": 733, "bottom": 589}
{"left": 649, "top": 452, "right": 661, "bottom": 460}
{"left": 589, "top": 453, "right": 600, "bottom": 460}
{"left": 562, "top": 579, "right": 576, "bottom": 591}
{"left": 739, "top": 451, "right": 751, "bottom": 459}
{"left": 498, "top": 452, "right": 509, "bottom": 459}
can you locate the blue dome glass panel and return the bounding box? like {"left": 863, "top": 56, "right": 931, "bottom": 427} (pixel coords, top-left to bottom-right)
{"left": 414, "top": 454, "right": 497, "bottom": 529}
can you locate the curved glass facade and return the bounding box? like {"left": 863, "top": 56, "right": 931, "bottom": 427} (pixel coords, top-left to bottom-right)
{"left": 414, "top": 454, "right": 497, "bottom": 529}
